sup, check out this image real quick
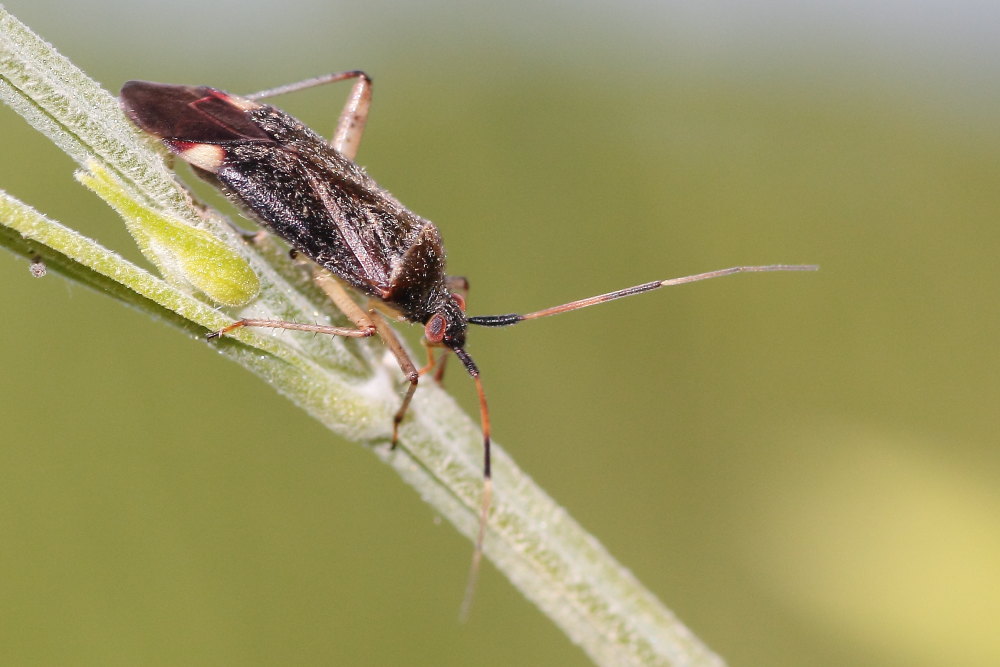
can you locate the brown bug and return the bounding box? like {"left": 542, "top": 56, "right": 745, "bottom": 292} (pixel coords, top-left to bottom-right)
{"left": 119, "top": 71, "right": 816, "bottom": 614}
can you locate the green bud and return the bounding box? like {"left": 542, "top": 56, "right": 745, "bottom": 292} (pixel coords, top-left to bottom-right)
{"left": 77, "top": 161, "right": 259, "bottom": 307}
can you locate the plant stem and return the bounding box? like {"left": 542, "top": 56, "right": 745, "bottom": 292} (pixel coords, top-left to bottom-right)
{"left": 0, "top": 9, "right": 723, "bottom": 665}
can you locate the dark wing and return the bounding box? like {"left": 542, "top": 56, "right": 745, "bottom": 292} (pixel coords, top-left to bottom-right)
{"left": 213, "top": 113, "right": 436, "bottom": 301}
{"left": 120, "top": 81, "right": 273, "bottom": 144}
{"left": 121, "top": 82, "right": 444, "bottom": 309}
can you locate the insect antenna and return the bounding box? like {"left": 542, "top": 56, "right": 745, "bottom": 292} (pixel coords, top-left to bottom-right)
{"left": 467, "top": 264, "right": 818, "bottom": 327}
{"left": 450, "top": 346, "right": 493, "bottom": 621}
{"left": 455, "top": 263, "right": 816, "bottom": 615}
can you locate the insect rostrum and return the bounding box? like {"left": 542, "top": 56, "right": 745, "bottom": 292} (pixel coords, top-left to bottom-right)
{"left": 119, "top": 72, "right": 816, "bottom": 616}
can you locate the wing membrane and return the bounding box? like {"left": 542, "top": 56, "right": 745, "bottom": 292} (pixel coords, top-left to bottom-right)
{"left": 215, "top": 126, "right": 432, "bottom": 299}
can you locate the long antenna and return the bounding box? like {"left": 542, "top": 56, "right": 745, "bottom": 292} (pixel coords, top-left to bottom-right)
{"left": 452, "top": 347, "right": 492, "bottom": 622}
{"left": 468, "top": 264, "right": 818, "bottom": 327}
{"left": 454, "top": 262, "right": 817, "bottom": 618}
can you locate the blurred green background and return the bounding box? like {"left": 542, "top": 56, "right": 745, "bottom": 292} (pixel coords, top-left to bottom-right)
{"left": 2, "top": 1, "right": 998, "bottom": 665}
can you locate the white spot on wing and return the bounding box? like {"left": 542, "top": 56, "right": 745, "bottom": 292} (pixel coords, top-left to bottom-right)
{"left": 178, "top": 144, "right": 225, "bottom": 172}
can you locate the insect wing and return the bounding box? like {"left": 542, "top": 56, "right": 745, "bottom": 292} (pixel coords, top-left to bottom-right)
{"left": 120, "top": 81, "right": 273, "bottom": 144}
{"left": 213, "top": 137, "right": 429, "bottom": 300}
{"left": 121, "top": 80, "right": 444, "bottom": 314}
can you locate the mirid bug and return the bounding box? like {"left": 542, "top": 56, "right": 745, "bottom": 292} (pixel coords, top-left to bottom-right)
{"left": 119, "top": 72, "right": 816, "bottom": 615}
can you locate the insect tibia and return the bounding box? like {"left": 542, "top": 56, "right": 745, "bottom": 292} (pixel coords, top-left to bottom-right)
{"left": 206, "top": 318, "right": 377, "bottom": 340}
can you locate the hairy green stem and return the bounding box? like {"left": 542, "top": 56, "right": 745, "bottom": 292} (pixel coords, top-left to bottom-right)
{"left": 0, "top": 9, "right": 723, "bottom": 665}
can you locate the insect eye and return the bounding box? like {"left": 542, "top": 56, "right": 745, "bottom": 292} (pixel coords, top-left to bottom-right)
{"left": 451, "top": 293, "right": 466, "bottom": 312}
{"left": 424, "top": 313, "right": 447, "bottom": 344}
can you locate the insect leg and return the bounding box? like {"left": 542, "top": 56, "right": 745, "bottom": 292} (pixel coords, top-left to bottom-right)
{"left": 431, "top": 348, "right": 449, "bottom": 383}
{"left": 366, "top": 305, "right": 420, "bottom": 448}
{"left": 416, "top": 340, "right": 439, "bottom": 377}
{"left": 328, "top": 74, "right": 371, "bottom": 161}
{"left": 304, "top": 270, "right": 422, "bottom": 445}
{"left": 207, "top": 269, "right": 377, "bottom": 339}
{"left": 312, "top": 269, "right": 376, "bottom": 330}
{"left": 207, "top": 320, "right": 374, "bottom": 338}
{"left": 445, "top": 275, "right": 470, "bottom": 293}
{"left": 243, "top": 71, "right": 372, "bottom": 161}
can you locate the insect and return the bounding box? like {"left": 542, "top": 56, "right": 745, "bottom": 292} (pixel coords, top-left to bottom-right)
{"left": 119, "top": 71, "right": 817, "bottom": 614}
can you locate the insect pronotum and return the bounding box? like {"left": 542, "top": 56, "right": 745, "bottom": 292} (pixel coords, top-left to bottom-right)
{"left": 119, "top": 72, "right": 817, "bottom": 617}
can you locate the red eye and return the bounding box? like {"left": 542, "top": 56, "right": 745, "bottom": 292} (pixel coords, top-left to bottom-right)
{"left": 425, "top": 313, "right": 446, "bottom": 344}
{"left": 451, "top": 293, "right": 466, "bottom": 312}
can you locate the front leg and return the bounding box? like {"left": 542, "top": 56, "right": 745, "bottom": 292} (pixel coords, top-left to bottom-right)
{"left": 366, "top": 307, "right": 419, "bottom": 447}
